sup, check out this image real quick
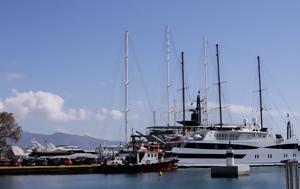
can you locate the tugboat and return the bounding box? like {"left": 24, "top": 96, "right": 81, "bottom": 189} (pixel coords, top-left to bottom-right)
{"left": 96, "top": 135, "right": 177, "bottom": 174}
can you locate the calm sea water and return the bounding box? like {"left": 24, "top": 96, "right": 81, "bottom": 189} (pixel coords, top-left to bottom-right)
{"left": 0, "top": 167, "right": 287, "bottom": 189}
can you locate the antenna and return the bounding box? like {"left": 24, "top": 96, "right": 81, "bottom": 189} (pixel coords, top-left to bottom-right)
{"left": 216, "top": 44, "right": 223, "bottom": 128}
{"left": 166, "top": 25, "right": 171, "bottom": 126}
{"left": 197, "top": 91, "right": 201, "bottom": 124}
{"left": 257, "top": 56, "right": 263, "bottom": 129}
{"left": 124, "top": 31, "right": 129, "bottom": 143}
{"left": 287, "top": 113, "right": 291, "bottom": 139}
{"left": 181, "top": 52, "right": 186, "bottom": 135}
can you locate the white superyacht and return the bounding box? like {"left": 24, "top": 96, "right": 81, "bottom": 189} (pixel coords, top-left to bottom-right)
{"left": 148, "top": 45, "right": 299, "bottom": 167}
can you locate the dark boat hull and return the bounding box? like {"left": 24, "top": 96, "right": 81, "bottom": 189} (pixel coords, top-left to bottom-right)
{"left": 0, "top": 165, "right": 98, "bottom": 175}
{"left": 0, "top": 160, "right": 177, "bottom": 175}
{"left": 97, "top": 160, "right": 178, "bottom": 174}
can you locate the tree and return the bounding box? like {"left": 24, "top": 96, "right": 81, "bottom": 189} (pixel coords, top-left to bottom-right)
{"left": 0, "top": 112, "right": 22, "bottom": 158}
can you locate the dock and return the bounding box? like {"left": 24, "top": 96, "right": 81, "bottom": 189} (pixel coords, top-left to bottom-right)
{"left": 0, "top": 165, "right": 99, "bottom": 175}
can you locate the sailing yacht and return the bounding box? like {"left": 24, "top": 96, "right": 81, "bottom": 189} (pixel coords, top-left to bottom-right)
{"left": 149, "top": 45, "right": 299, "bottom": 167}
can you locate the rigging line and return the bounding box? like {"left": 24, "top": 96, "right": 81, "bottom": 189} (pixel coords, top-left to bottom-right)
{"left": 169, "top": 32, "right": 182, "bottom": 65}
{"left": 251, "top": 68, "right": 258, "bottom": 114}
{"left": 157, "top": 28, "right": 169, "bottom": 116}
{"left": 168, "top": 30, "right": 180, "bottom": 82}
{"left": 264, "top": 89, "right": 285, "bottom": 130}
{"left": 257, "top": 66, "right": 283, "bottom": 129}
{"left": 108, "top": 37, "right": 123, "bottom": 110}
{"left": 128, "top": 36, "right": 154, "bottom": 112}
{"left": 263, "top": 63, "right": 300, "bottom": 126}
{"left": 220, "top": 44, "right": 258, "bottom": 60}
{"left": 158, "top": 33, "right": 172, "bottom": 119}
{"left": 169, "top": 31, "right": 183, "bottom": 105}
{"left": 264, "top": 106, "right": 281, "bottom": 133}
{"left": 221, "top": 91, "right": 232, "bottom": 123}
{"left": 169, "top": 31, "right": 184, "bottom": 88}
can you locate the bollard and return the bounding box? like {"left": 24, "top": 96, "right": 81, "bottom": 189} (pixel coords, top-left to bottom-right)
{"left": 295, "top": 162, "right": 299, "bottom": 189}
{"left": 290, "top": 163, "right": 294, "bottom": 189}
{"left": 286, "top": 162, "right": 290, "bottom": 189}
{"left": 285, "top": 160, "right": 299, "bottom": 189}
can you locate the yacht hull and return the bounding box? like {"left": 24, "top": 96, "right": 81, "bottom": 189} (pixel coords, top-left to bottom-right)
{"left": 171, "top": 139, "right": 299, "bottom": 167}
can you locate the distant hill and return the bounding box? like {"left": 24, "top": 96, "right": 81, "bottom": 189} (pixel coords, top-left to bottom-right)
{"left": 18, "top": 131, "right": 121, "bottom": 150}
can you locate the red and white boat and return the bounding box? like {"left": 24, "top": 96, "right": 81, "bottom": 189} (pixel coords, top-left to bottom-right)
{"left": 97, "top": 142, "right": 177, "bottom": 174}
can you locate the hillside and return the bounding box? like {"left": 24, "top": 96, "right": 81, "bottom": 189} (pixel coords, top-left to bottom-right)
{"left": 18, "top": 131, "right": 121, "bottom": 150}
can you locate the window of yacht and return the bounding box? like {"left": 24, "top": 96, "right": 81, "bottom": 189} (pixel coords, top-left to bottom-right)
{"left": 267, "top": 154, "right": 272, "bottom": 158}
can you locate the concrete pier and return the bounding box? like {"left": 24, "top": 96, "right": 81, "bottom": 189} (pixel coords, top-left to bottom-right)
{"left": 211, "top": 147, "right": 250, "bottom": 178}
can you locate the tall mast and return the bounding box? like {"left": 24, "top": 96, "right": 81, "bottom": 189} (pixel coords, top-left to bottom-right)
{"left": 216, "top": 44, "right": 223, "bottom": 128}
{"left": 181, "top": 52, "right": 186, "bottom": 134}
{"left": 173, "top": 99, "right": 176, "bottom": 126}
{"left": 203, "top": 36, "right": 209, "bottom": 124}
{"left": 166, "top": 25, "right": 171, "bottom": 126}
{"left": 257, "top": 56, "right": 263, "bottom": 129}
{"left": 153, "top": 111, "right": 156, "bottom": 127}
{"left": 124, "top": 31, "right": 129, "bottom": 143}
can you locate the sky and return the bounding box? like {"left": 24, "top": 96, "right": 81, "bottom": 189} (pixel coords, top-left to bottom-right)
{"left": 1, "top": 0, "right": 300, "bottom": 141}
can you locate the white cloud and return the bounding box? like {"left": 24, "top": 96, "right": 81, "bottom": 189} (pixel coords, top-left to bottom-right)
{"left": 208, "top": 102, "right": 253, "bottom": 114}
{"left": 96, "top": 108, "right": 123, "bottom": 121}
{"left": 55, "top": 127, "right": 68, "bottom": 133}
{"left": 208, "top": 102, "right": 300, "bottom": 119}
{"left": 131, "top": 100, "right": 144, "bottom": 108}
{"left": 4, "top": 72, "right": 24, "bottom": 81}
{"left": 227, "top": 104, "right": 253, "bottom": 114}
{"left": 0, "top": 90, "right": 89, "bottom": 122}
{"left": 129, "top": 112, "right": 139, "bottom": 120}
{"left": 95, "top": 108, "right": 109, "bottom": 121}
{"left": 111, "top": 109, "right": 123, "bottom": 120}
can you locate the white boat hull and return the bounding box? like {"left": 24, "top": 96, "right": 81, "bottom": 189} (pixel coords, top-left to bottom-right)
{"left": 171, "top": 138, "right": 299, "bottom": 167}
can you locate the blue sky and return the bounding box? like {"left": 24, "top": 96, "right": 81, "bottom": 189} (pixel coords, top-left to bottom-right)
{"left": 0, "top": 0, "right": 300, "bottom": 141}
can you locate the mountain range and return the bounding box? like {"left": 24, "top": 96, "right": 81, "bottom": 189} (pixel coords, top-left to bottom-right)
{"left": 17, "top": 131, "right": 121, "bottom": 150}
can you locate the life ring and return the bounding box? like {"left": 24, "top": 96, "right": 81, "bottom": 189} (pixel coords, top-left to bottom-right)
{"left": 146, "top": 160, "right": 150, "bottom": 164}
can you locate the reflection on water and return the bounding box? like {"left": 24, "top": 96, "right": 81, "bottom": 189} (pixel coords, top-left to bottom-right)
{"left": 0, "top": 167, "right": 286, "bottom": 189}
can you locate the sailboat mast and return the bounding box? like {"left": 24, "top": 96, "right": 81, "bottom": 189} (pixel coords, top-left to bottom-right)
{"left": 124, "top": 31, "right": 129, "bottom": 143}
{"left": 203, "top": 36, "right": 208, "bottom": 124}
{"left": 257, "top": 56, "right": 263, "bottom": 129}
{"left": 166, "top": 26, "right": 171, "bottom": 126}
{"left": 181, "top": 52, "right": 186, "bottom": 134}
{"left": 216, "top": 44, "right": 223, "bottom": 128}
{"left": 173, "top": 99, "right": 176, "bottom": 126}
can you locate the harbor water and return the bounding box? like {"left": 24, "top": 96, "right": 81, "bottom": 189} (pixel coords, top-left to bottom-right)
{"left": 0, "top": 166, "right": 288, "bottom": 189}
